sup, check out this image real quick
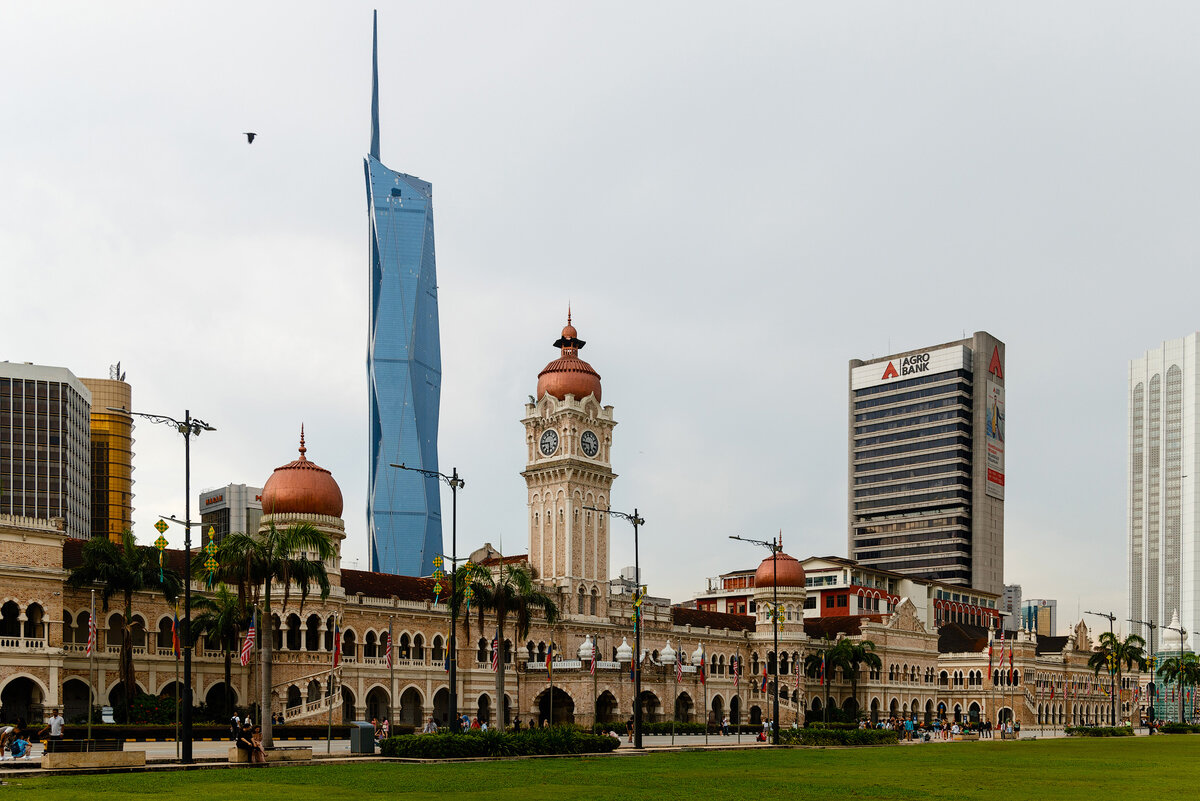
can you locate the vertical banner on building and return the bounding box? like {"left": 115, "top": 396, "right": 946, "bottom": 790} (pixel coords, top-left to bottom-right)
{"left": 985, "top": 379, "right": 1005, "bottom": 499}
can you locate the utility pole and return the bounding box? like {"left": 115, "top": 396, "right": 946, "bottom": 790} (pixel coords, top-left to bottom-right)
{"left": 1128, "top": 616, "right": 1158, "bottom": 726}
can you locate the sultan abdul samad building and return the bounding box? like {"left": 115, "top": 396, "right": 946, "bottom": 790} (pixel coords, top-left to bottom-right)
{"left": 0, "top": 318, "right": 1142, "bottom": 730}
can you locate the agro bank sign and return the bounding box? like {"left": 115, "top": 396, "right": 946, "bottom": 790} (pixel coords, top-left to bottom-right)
{"left": 851, "top": 346, "right": 971, "bottom": 391}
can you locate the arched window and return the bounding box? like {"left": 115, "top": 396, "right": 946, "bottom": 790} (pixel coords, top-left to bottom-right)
{"left": 477, "top": 638, "right": 488, "bottom": 662}
{"left": 590, "top": 587, "right": 599, "bottom": 616}
{"left": 432, "top": 635, "right": 445, "bottom": 663}
{"left": 578, "top": 586, "right": 586, "bottom": 614}
{"left": 504, "top": 639, "right": 513, "bottom": 664}
{"left": 527, "top": 641, "right": 535, "bottom": 663}
{"left": 365, "top": 631, "right": 378, "bottom": 659}
{"left": 413, "top": 633, "right": 424, "bottom": 660}
{"left": 399, "top": 633, "right": 411, "bottom": 659}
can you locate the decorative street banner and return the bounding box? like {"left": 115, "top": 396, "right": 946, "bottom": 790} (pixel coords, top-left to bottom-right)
{"left": 985, "top": 379, "right": 1005, "bottom": 500}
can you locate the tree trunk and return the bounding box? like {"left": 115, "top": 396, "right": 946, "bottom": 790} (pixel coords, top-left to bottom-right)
{"left": 121, "top": 591, "right": 136, "bottom": 723}
{"left": 495, "top": 615, "right": 507, "bottom": 728}
{"left": 261, "top": 582, "right": 274, "bottom": 748}
{"left": 224, "top": 644, "right": 233, "bottom": 718}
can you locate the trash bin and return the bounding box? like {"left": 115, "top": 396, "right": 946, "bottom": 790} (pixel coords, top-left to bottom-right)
{"left": 350, "top": 721, "right": 376, "bottom": 754}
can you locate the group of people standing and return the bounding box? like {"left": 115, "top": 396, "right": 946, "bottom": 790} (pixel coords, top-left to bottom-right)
{"left": 0, "top": 709, "right": 66, "bottom": 760}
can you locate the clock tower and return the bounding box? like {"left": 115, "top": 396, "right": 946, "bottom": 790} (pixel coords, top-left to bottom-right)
{"left": 522, "top": 314, "right": 617, "bottom": 616}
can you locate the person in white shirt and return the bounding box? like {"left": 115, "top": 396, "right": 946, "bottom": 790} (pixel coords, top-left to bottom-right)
{"left": 39, "top": 709, "right": 65, "bottom": 745}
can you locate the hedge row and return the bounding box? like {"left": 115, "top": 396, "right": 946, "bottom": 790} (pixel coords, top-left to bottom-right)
{"left": 1064, "top": 726, "right": 1133, "bottom": 737}
{"left": 379, "top": 728, "right": 621, "bottom": 758}
{"left": 779, "top": 728, "right": 898, "bottom": 746}
{"left": 41, "top": 724, "right": 406, "bottom": 741}
{"left": 1157, "top": 723, "right": 1200, "bottom": 734}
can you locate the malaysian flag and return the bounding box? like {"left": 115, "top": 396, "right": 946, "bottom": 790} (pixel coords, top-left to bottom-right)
{"left": 734, "top": 655, "right": 740, "bottom": 688}
{"left": 86, "top": 593, "right": 97, "bottom": 656}
{"left": 491, "top": 633, "right": 499, "bottom": 673}
{"left": 239, "top": 610, "right": 256, "bottom": 667}
{"left": 385, "top": 628, "right": 393, "bottom": 669}
{"left": 590, "top": 641, "right": 597, "bottom": 676}
{"left": 675, "top": 651, "right": 683, "bottom": 682}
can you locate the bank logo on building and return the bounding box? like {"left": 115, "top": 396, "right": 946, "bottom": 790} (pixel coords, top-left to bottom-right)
{"left": 881, "top": 353, "right": 930, "bottom": 381}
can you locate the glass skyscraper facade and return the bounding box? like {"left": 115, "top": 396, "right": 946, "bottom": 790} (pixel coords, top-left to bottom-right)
{"left": 365, "top": 14, "right": 442, "bottom": 576}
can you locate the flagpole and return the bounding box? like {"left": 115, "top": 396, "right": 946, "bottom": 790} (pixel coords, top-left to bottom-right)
{"left": 87, "top": 590, "right": 95, "bottom": 745}
{"left": 388, "top": 616, "right": 395, "bottom": 727}
{"left": 327, "top": 612, "right": 338, "bottom": 754}
{"left": 702, "top": 645, "right": 708, "bottom": 746}
{"left": 735, "top": 650, "right": 741, "bottom": 745}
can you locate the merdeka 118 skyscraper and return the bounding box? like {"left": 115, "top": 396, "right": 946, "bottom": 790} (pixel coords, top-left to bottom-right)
{"left": 365, "top": 10, "right": 442, "bottom": 576}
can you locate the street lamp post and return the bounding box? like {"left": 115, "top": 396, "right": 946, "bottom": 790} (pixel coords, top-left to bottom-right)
{"left": 1163, "top": 619, "right": 1187, "bottom": 723}
{"left": 729, "top": 534, "right": 781, "bottom": 745}
{"left": 583, "top": 505, "right": 645, "bottom": 747}
{"left": 108, "top": 407, "right": 214, "bottom": 763}
{"left": 1128, "top": 617, "right": 1158, "bottom": 727}
{"left": 392, "top": 463, "right": 465, "bottom": 732}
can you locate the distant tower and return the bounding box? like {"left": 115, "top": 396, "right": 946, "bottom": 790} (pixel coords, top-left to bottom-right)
{"left": 522, "top": 314, "right": 616, "bottom": 616}
{"left": 365, "top": 11, "right": 443, "bottom": 576}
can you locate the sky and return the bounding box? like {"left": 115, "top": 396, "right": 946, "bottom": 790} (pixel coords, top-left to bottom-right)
{"left": 4, "top": 2, "right": 1200, "bottom": 636}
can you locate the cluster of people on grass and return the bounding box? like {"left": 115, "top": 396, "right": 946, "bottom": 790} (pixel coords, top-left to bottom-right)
{"left": 853, "top": 716, "right": 1019, "bottom": 740}
{"left": 0, "top": 709, "right": 67, "bottom": 760}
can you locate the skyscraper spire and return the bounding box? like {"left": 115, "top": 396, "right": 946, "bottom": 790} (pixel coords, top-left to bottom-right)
{"left": 370, "top": 9, "right": 380, "bottom": 160}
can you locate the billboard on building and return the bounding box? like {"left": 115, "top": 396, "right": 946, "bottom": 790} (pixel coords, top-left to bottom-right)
{"left": 985, "top": 379, "right": 1005, "bottom": 499}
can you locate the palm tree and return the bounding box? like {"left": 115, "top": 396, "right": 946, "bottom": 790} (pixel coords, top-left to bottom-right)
{"left": 1088, "top": 632, "right": 1147, "bottom": 724}
{"left": 190, "top": 583, "right": 246, "bottom": 720}
{"left": 827, "top": 638, "right": 881, "bottom": 721}
{"left": 1157, "top": 653, "right": 1200, "bottom": 724}
{"left": 804, "top": 640, "right": 836, "bottom": 722}
{"left": 215, "top": 520, "right": 334, "bottom": 747}
{"left": 465, "top": 561, "right": 559, "bottom": 728}
{"left": 67, "top": 530, "right": 182, "bottom": 721}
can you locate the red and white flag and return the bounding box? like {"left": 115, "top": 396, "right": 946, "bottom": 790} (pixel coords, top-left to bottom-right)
{"left": 86, "top": 594, "right": 97, "bottom": 656}
{"left": 675, "top": 650, "right": 683, "bottom": 682}
{"left": 239, "top": 610, "right": 256, "bottom": 667}
{"left": 491, "top": 635, "right": 500, "bottom": 673}
{"left": 590, "top": 641, "right": 597, "bottom": 676}
{"left": 332, "top": 619, "right": 342, "bottom": 668}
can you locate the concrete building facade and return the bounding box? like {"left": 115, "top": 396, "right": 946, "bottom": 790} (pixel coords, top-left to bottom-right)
{"left": 848, "top": 332, "right": 1006, "bottom": 594}
{"left": 199, "top": 483, "right": 263, "bottom": 544}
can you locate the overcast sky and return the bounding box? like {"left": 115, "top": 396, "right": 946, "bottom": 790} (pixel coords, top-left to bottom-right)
{"left": 5, "top": 2, "right": 1199, "bottom": 636}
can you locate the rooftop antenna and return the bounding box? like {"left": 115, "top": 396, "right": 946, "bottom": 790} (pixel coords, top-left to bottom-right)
{"left": 369, "top": 9, "right": 380, "bottom": 160}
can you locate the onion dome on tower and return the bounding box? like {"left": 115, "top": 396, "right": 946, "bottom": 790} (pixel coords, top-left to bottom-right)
{"left": 537, "top": 311, "right": 602, "bottom": 402}
{"left": 754, "top": 546, "right": 805, "bottom": 589}
{"left": 260, "top": 426, "right": 344, "bottom": 518}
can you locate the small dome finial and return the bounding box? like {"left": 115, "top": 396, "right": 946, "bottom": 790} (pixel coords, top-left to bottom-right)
{"left": 567, "top": 304, "right": 572, "bottom": 326}
{"left": 299, "top": 424, "right": 307, "bottom": 459}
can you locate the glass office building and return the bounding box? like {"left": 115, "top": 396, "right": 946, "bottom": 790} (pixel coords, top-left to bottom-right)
{"left": 848, "top": 332, "right": 1006, "bottom": 594}
{"left": 364, "top": 13, "right": 442, "bottom": 576}
{"left": 81, "top": 374, "right": 134, "bottom": 543}
{"left": 0, "top": 362, "right": 92, "bottom": 539}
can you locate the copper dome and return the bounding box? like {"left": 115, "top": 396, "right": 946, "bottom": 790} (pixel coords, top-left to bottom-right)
{"left": 260, "top": 427, "right": 344, "bottom": 519}
{"left": 537, "top": 312, "right": 602, "bottom": 402}
{"left": 754, "top": 551, "right": 805, "bottom": 589}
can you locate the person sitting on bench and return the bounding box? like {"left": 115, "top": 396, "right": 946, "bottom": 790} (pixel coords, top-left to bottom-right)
{"left": 235, "top": 722, "right": 265, "bottom": 764}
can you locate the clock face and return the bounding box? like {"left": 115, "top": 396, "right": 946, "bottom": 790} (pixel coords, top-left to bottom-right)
{"left": 581, "top": 430, "right": 600, "bottom": 458}
{"left": 539, "top": 429, "right": 559, "bottom": 456}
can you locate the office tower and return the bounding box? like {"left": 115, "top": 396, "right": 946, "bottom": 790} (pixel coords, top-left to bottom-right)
{"left": 81, "top": 367, "right": 134, "bottom": 542}
{"left": 1021, "top": 599, "right": 1057, "bottom": 636}
{"left": 200, "top": 483, "right": 263, "bottom": 544}
{"left": 1001, "top": 583, "right": 1022, "bottom": 630}
{"left": 848, "top": 332, "right": 1006, "bottom": 594}
{"left": 0, "top": 362, "right": 91, "bottom": 538}
{"left": 365, "top": 12, "right": 442, "bottom": 576}
{"left": 1129, "top": 333, "right": 1200, "bottom": 650}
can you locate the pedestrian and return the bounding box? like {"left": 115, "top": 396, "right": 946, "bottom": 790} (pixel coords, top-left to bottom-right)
{"left": 250, "top": 726, "right": 266, "bottom": 764}
{"left": 422, "top": 715, "right": 438, "bottom": 734}
{"left": 39, "top": 708, "right": 65, "bottom": 747}
{"left": 721, "top": 715, "right": 730, "bottom": 736}
{"left": 626, "top": 716, "right": 634, "bottom": 742}
{"left": 381, "top": 718, "right": 390, "bottom": 738}
{"left": 230, "top": 710, "right": 242, "bottom": 740}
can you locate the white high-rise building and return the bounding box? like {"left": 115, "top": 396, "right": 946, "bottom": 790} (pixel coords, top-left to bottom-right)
{"left": 1129, "top": 334, "right": 1200, "bottom": 651}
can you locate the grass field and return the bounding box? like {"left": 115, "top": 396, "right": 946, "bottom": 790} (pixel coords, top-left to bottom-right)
{"left": 5, "top": 738, "right": 1198, "bottom": 801}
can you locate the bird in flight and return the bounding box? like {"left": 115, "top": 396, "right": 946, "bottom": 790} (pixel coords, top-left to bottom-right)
{"left": 243, "top": 132, "right": 257, "bottom": 144}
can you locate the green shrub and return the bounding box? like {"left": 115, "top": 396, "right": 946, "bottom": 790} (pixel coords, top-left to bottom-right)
{"left": 1157, "top": 723, "right": 1200, "bottom": 734}
{"left": 379, "top": 728, "right": 621, "bottom": 758}
{"left": 779, "top": 728, "right": 898, "bottom": 746}
{"left": 1064, "top": 726, "right": 1133, "bottom": 737}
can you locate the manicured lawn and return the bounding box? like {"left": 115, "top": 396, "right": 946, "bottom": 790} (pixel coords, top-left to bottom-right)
{"left": 6, "top": 737, "right": 1198, "bottom": 801}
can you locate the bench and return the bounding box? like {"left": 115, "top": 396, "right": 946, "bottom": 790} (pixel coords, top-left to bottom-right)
{"left": 228, "top": 746, "right": 312, "bottom": 764}
{"left": 43, "top": 739, "right": 124, "bottom": 753}
{"left": 953, "top": 733, "right": 980, "bottom": 741}
{"left": 42, "top": 748, "right": 145, "bottom": 770}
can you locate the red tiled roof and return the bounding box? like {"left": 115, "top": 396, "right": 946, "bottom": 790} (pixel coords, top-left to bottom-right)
{"left": 671, "top": 606, "right": 755, "bottom": 632}
{"left": 803, "top": 615, "right": 884, "bottom": 639}
{"left": 937, "top": 622, "right": 989, "bottom": 654}
{"left": 340, "top": 569, "right": 439, "bottom": 602}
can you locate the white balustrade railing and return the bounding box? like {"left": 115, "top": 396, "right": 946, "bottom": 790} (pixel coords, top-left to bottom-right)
{"left": 285, "top": 694, "right": 334, "bottom": 722}
{"left": 0, "top": 637, "right": 46, "bottom": 651}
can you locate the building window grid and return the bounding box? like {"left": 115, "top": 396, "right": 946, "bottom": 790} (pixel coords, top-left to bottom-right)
{"left": 1130, "top": 382, "right": 1144, "bottom": 625}
{"left": 1146, "top": 374, "right": 1161, "bottom": 625}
